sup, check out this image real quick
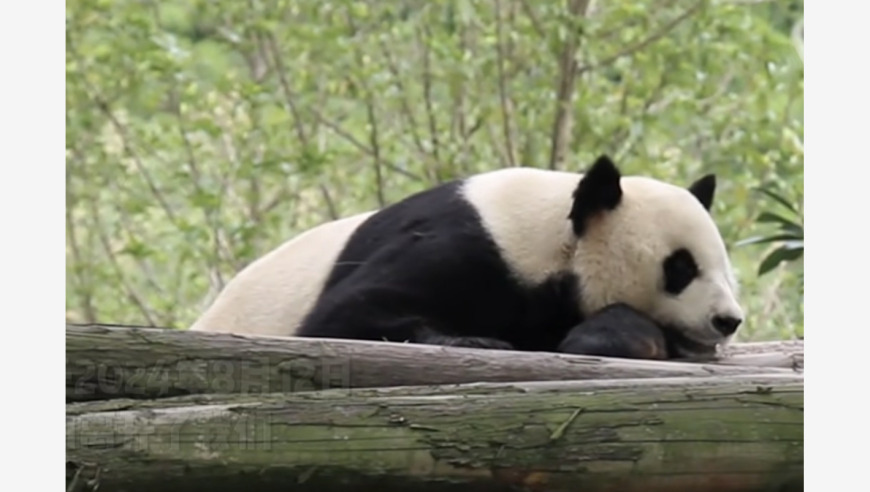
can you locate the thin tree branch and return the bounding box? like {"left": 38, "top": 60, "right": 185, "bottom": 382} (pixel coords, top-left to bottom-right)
{"left": 256, "top": 0, "right": 310, "bottom": 148}
{"left": 345, "top": 10, "right": 386, "bottom": 206}
{"left": 319, "top": 184, "right": 339, "bottom": 220}
{"left": 485, "top": 118, "right": 511, "bottom": 169}
{"left": 109, "top": 182, "right": 170, "bottom": 299}
{"left": 589, "top": 0, "right": 681, "bottom": 47}
{"left": 259, "top": 187, "right": 299, "bottom": 218}
{"left": 576, "top": 0, "right": 704, "bottom": 76}
{"left": 148, "top": 4, "right": 231, "bottom": 290}
{"left": 307, "top": 108, "right": 423, "bottom": 182}
{"left": 264, "top": 33, "right": 309, "bottom": 146}
{"left": 65, "top": 147, "right": 98, "bottom": 324}
{"left": 614, "top": 70, "right": 670, "bottom": 160}
{"left": 364, "top": 99, "right": 386, "bottom": 207}
{"left": 517, "top": 0, "right": 546, "bottom": 38}
{"left": 548, "top": 0, "right": 591, "bottom": 170}
{"left": 70, "top": 74, "right": 181, "bottom": 229}
{"left": 87, "top": 198, "right": 159, "bottom": 327}
{"left": 416, "top": 24, "right": 442, "bottom": 167}
{"left": 495, "top": 0, "right": 518, "bottom": 167}
{"left": 377, "top": 37, "right": 430, "bottom": 161}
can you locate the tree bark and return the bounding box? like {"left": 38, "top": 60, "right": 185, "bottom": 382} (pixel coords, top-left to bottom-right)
{"left": 677, "top": 340, "right": 804, "bottom": 370}
{"left": 66, "top": 375, "right": 803, "bottom": 492}
{"left": 719, "top": 340, "right": 803, "bottom": 356}
{"left": 67, "top": 324, "right": 801, "bottom": 402}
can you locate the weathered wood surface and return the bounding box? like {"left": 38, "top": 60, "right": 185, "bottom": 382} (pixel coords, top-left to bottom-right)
{"left": 719, "top": 340, "right": 803, "bottom": 355}
{"left": 67, "top": 324, "right": 801, "bottom": 402}
{"left": 66, "top": 374, "right": 804, "bottom": 492}
{"left": 717, "top": 340, "right": 803, "bottom": 369}
{"left": 675, "top": 340, "right": 804, "bottom": 370}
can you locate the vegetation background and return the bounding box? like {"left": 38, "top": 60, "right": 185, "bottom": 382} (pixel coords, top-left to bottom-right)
{"left": 65, "top": 0, "right": 804, "bottom": 341}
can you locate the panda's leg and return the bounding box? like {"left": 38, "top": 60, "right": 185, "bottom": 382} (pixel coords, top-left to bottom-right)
{"left": 558, "top": 303, "right": 669, "bottom": 360}
{"left": 414, "top": 326, "right": 514, "bottom": 350}
{"left": 298, "top": 289, "right": 513, "bottom": 350}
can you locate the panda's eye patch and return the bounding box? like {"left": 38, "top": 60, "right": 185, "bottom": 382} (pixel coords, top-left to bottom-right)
{"left": 663, "top": 248, "right": 699, "bottom": 295}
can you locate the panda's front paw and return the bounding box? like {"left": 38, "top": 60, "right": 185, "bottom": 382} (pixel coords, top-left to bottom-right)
{"left": 450, "top": 337, "right": 515, "bottom": 351}
{"left": 558, "top": 303, "right": 669, "bottom": 360}
{"left": 421, "top": 333, "right": 515, "bottom": 351}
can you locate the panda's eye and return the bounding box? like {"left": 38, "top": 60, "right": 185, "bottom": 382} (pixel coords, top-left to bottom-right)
{"left": 663, "top": 248, "right": 699, "bottom": 295}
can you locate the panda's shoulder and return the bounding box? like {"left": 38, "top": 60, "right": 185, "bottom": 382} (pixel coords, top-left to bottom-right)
{"left": 346, "top": 167, "right": 576, "bottom": 243}
{"left": 461, "top": 167, "right": 579, "bottom": 205}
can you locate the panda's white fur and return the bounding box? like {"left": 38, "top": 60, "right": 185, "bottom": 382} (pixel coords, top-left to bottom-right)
{"left": 190, "top": 156, "right": 743, "bottom": 355}
{"left": 188, "top": 211, "right": 375, "bottom": 336}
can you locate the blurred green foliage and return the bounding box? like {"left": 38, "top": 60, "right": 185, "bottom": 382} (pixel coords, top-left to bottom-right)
{"left": 66, "top": 0, "right": 804, "bottom": 341}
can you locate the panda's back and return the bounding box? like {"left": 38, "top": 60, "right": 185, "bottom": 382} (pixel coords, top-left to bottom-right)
{"left": 319, "top": 179, "right": 471, "bottom": 291}
{"left": 324, "top": 167, "right": 580, "bottom": 290}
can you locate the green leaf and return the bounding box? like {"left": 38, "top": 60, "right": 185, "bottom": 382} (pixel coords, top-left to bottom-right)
{"left": 190, "top": 189, "right": 221, "bottom": 210}
{"left": 118, "top": 240, "right": 153, "bottom": 259}
{"left": 757, "top": 186, "right": 800, "bottom": 215}
{"left": 780, "top": 240, "right": 804, "bottom": 250}
{"left": 758, "top": 244, "right": 804, "bottom": 276}
{"left": 735, "top": 232, "right": 803, "bottom": 247}
{"left": 756, "top": 210, "right": 801, "bottom": 229}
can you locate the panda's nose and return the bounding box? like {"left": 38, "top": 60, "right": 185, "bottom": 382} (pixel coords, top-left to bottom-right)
{"left": 712, "top": 315, "right": 742, "bottom": 336}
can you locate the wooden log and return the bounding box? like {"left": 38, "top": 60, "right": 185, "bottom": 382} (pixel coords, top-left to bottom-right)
{"left": 719, "top": 340, "right": 804, "bottom": 356}
{"left": 66, "top": 373, "right": 804, "bottom": 414}
{"left": 673, "top": 340, "right": 804, "bottom": 370}
{"left": 66, "top": 324, "right": 800, "bottom": 402}
{"left": 700, "top": 352, "right": 803, "bottom": 370}
{"left": 66, "top": 375, "right": 804, "bottom": 492}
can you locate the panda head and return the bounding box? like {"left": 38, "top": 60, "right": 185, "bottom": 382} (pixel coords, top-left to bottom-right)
{"left": 568, "top": 155, "right": 743, "bottom": 354}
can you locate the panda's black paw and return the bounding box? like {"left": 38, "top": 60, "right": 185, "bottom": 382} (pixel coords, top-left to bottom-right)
{"left": 449, "top": 337, "right": 515, "bottom": 350}
{"left": 558, "top": 303, "right": 669, "bottom": 360}
{"left": 421, "top": 334, "right": 515, "bottom": 351}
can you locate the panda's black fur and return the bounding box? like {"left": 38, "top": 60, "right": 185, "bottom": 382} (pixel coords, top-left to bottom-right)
{"left": 558, "top": 303, "right": 667, "bottom": 359}
{"left": 556, "top": 303, "right": 717, "bottom": 360}
{"left": 297, "top": 177, "right": 584, "bottom": 352}
{"left": 294, "top": 155, "right": 713, "bottom": 358}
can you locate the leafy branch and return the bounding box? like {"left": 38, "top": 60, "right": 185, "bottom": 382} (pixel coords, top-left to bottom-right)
{"left": 737, "top": 186, "right": 804, "bottom": 277}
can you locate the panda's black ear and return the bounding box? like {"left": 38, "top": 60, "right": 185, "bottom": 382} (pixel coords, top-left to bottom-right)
{"left": 688, "top": 174, "right": 716, "bottom": 212}
{"left": 568, "top": 154, "right": 623, "bottom": 236}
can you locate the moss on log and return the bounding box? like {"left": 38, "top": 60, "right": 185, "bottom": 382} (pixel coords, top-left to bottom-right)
{"left": 66, "top": 375, "right": 803, "bottom": 492}
{"left": 67, "top": 324, "right": 800, "bottom": 402}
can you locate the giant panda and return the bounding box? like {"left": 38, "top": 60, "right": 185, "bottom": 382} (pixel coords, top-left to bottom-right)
{"left": 190, "top": 155, "right": 744, "bottom": 359}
